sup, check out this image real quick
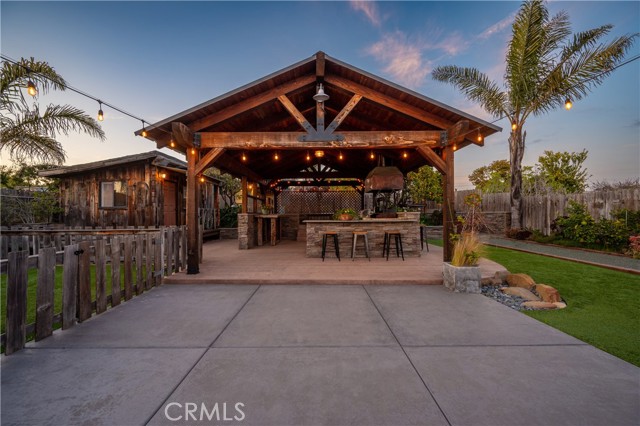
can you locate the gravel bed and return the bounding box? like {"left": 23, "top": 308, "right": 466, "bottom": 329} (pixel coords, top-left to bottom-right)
{"left": 481, "top": 285, "right": 535, "bottom": 311}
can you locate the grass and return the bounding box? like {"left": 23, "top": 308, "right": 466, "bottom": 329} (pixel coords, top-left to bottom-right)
{"left": 1, "top": 264, "right": 146, "bottom": 336}
{"left": 431, "top": 238, "right": 640, "bottom": 366}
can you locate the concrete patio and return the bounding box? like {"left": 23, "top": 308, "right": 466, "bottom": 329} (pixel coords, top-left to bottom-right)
{"left": 2, "top": 284, "right": 638, "bottom": 425}
{"left": 164, "top": 239, "right": 505, "bottom": 285}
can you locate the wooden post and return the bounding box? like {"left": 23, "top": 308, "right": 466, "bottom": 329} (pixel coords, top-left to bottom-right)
{"left": 135, "top": 234, "right": 144, "bottom": 294}
{"left": 6, "top": 250, "right": 28, "bottom": 354}
{"left": 36, "top": 247, "right": 56, "bottom": 341}
{"left": 123, "top": 235, "right": 133, "bottom": 300}
{"left": 442, "top": 146, "right": 455, "bottom": 262}
{"left": 145, "top": 233, "right": 153, "bottom": 289}
{"left": 186, "top": 147, "right": 200, "bottom": 274}
{"left": 62, "top": 244, "right": 79, "bottom": 329}
{"left": 166, "top": 227, "right": 174, "bottom": 275}
{"left": 95, "top": 238, "right": 107, "bottom": 314}
{"left": 110, "top": 236, "right": 121, "bottom": 306}
{"left": 241, "top": 176, "right": 248, "bottom": 214}
{"left": 77, "top": 240, "right": 92, "bottom": 322}
{"left": 214, "top": 185, "right": 220, "bottom": 228}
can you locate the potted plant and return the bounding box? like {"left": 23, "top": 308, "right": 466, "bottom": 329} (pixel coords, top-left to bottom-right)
{"left": 334, "top": 208, "right": 358, "bottom": 221}
{"left": 443, "top": 232, "right": 485, "bottom": 293}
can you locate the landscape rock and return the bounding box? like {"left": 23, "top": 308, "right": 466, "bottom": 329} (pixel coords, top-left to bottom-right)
{"left": 500, "top": 287, "right": 540, "bottom": 301}
{"left": 506, "top": 273, "right": 536, "bottom": 290}
{"left": 535, "top": 284, "right": 561, "bottom": 303}
{"left": 481, "top": 277, "right": 493, "bottom": 286}
{"left": 490, "top": 277, "right": 503, "bottom": 286}
{"left": 494, "top": 270, "right": 510, "bottom": 283}
{"left": 553, "top": 302, "right": 567, "bottom": 309}
{"left": 522, "top": 301, "right": 557, "bottom": 310}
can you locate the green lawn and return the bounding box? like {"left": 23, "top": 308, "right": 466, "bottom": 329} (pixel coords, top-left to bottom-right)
{"left": 431, "top": 238, "right": 640, "bottom": 366}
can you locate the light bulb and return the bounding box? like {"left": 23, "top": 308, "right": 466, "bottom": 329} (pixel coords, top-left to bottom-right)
{"left": 511, "top": 122, "right": 517, "bottom": 131}
{"left": 170, "top": 140, "right": 176, "bottom": 148}
{"left": 370, "top": 152, "right": 375, "bottom": 160}
{"left": 97, "top": 109, "right": 104, "bottom": 121}
{"left": 402, "top": 152, "right": 408, "bottom": 159}
{"left": 141, "top": 129, "right": 148, "bottom": 138}
{"left": 241, "top": 153, "right": 247, "bottom": 162}
{"left": 27, "top": 80, "right": 37, "bottom": 96}
{"left": 274, "top": 153, "right": 279, "bottom": 161}
{"left": 564, "top": 98, "right": 572, "bottom": 110}
{"left": 338, "top": 152, "right": 343, "bottom": 160}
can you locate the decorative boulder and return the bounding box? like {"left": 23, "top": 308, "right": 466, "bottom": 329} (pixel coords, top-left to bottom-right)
{"left": 522, "top": 301, "right": 557, "bottom": 310}
{"left": 506, "top": 273, "right": 536, "bottom": 290}
{"left": 500, "top": 287, "right": 540, "bottom": 301}
{"left": 553, "top": 302, "right": 567, "bottom": 309}
{"left": 535, "top": 284, "right": 561, "bottom": 303}
{"left": 443, "top": 263, "right": 481, "bottom": 293}
{"left": 494, "top": 270, "right": 510, "bottom": 283}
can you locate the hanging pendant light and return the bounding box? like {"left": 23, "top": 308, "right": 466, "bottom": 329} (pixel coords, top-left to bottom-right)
{"left": 313, "top": 83, "right": 329, "bottom": 103}
{"left": 97, "top": 101, "right": 104, "bottom": 121}
{"left": 564, "top": 97, "right": 573, "bottom": 110}
{"left": 141, "top": 120, "right": 148, "bottom": 138}
{"left": 27, "top": 79, "right": 37, "bottom": 96}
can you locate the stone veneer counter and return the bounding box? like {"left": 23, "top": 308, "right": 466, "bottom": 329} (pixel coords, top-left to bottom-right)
{"left": 304, "top": 219, "right": 420, "bottom": 258}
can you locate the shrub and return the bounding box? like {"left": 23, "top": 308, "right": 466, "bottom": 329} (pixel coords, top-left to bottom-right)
{"left": 505, "top": 228, "right": 532, "bottom": 240}
{"left": 451, "top": 232, "right": 485, "bottom": 266}
{"left": 220, "top": 205, "right": 239, "bottom": 228}
{"left": 612, "top": 209, "right": 640, "bottom": 235}
{"left": 627, "top": 236, "right": 640, "bottom": 259}
{"left": 553, "top": 201, "right": 596, "bottom": 243}
{"left": 594, "top": 218, "right": 629, "bottom": 251}
{"left": 420, "top": 210, "right": 442, "bottom": 226}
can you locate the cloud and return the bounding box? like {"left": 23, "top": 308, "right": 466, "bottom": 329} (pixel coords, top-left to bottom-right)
{"left": 349, "top": 1, "right": 382, "bottom": 27}
{"left": 366, "top": 32, "right": 431, "bottom": 88}
{"left": 477, "top": 13, "right": 516, "bottom": 40}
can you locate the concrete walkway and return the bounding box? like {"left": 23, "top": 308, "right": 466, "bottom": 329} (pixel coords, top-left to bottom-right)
{"left": 482, "top": 235, "right": 640, "bottom": 273}
{"left": 2, "top": 285, "right": 638, "bottom": 426}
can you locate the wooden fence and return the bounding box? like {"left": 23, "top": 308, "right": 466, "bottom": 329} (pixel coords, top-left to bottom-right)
{"left": 455, "top": 188, "right": 640, "bottom": 234}
{"left": 1, "top": 225, "right": 186, "bottom": 355}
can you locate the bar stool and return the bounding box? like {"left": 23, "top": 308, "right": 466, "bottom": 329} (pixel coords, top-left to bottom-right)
{"left": 321, "top": 231, "right": 340, "bottom": 261}
{"left": 351, "top": 231, "right": 370, "bottom": 261}
{"left": 420, "top": 225, "right": 430, "bottom": 252}
{"left": 383, "top": 230, "right": 404, "bottom": 261}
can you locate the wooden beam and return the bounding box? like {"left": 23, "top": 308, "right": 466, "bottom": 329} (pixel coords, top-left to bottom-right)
{"left": 191, "top": 75, "right": 315, "bottom": 132}
{"left": 316, "top": 100, "right": 325, "bottom": 133}
{"left": 195, "top": 148, "right": 225, "bottom": 176}
{"left": 441, "top": 145, "right": 455, "bottom": 262}
{"left": 215, "top": 153, "right": 264, "bottom": 183}
{"left": 416, "top": 146, "right": 446, "bottom": 174}
{"left": 199, "top": 131, "right": 441, "bottom": 149}
{"left": 325, "top": 75, "right": 455, "bottom": 130}
{"left": 186, "top": 148, "right": 200, "bottom": 274}
{"left": 172, "top": 122, "right": 194, "bottom": 148}
{"left": 277, "top": 95, "right": 316, "bottom": 134}
{"left": 326, "top": 94, "right": 363, "bottom": 134}
{"left": 316, "top": 51, "right": 325, "bottom": 79}
{"left": 446, "top": 120, "right": 470, "bottom": 147}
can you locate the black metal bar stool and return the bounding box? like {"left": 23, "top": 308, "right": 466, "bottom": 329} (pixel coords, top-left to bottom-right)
{"left": 321, "top": 231, "right": 340, "bottom": 261}
{"left": 351, "top": 231, "right": 370, "bottom": 261}
{"left": 383, "top": 230, "right": 404, "bottom": 261}
{"left": 420, "top": 225, "right": 430, "bottom": 252}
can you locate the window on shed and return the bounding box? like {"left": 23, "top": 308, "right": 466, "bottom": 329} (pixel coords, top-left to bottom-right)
{"left": 100, "top": 181, "right": 127, "bottom": 208}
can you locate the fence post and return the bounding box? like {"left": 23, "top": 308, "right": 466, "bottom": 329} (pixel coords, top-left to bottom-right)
{"left": 35, "top": 247, "right": 56, "bottom": 341}
{"left": 6, "top": 250, "right": 28, "bottom": 355}
{"left": 154, "top": 231, "right": 163, "bottom": 286}
{"left": 110, "top": 236, "right": 121, "bottom": 307}
{"left": 62, "top": 244, "right": 79, "bottom": 329}
{"left": 95, "top": 238, "right": 107, "bottom": 314}
{"left": 77, "top": 240, "right": 92, "bottom": 322}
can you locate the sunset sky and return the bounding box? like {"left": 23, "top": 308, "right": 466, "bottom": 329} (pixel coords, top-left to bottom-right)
{"left": 2, "top": 1, "right": 638, "bottom": 189}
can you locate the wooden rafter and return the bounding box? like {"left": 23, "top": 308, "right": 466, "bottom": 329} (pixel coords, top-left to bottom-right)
{"left": 199, "top": 130, "right": 441, "bottom": 149}
{"left": 214, "top": 153, "right": 264, "bottom": 182}
{"left": 446, "top": 120, "right": 470, "bottom": 147}
{"left": 326, "top": 94, "right": 362, "bottom": 134}
{"left": 277, "top": 95, "right": 316, "bottom": 134}
{"left": 316, "top": 51, "right": 325, "bottom": 78}
{"left": 195, "top": 148, "right": 225, "bottom": 176}
{"left": 172, "top": 122, "right": 194, "bottom": 147}
{"left": 416, "top": 146, "right": 447, "bottom": 174}
{"left": 190, "top": 75, "right": 316, "bottom": 132}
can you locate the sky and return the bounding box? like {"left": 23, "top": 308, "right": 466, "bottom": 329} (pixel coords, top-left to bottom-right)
{"left": 2, "top": 0, "right": 639, "bottom": 189}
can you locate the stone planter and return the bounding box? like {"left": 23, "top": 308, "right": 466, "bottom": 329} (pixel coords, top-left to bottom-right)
{"left": 443, "top": 262, "right": 481, "bottom": 293}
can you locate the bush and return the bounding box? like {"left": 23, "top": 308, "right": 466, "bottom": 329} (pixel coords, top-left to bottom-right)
{"left": 553, "top": 201, "right": 596, "bottom": 243}
{"left": 627, "top": 236, "right": 640, "bottom": 259}
{"left": 612, "top": 209, "right": 640, "bottom": 235}
{"left": 220, "top": 205, "right": 239, "bottom": 228}
{"left": 594, "top": 218, "right": 629, "bottom": 251}
{"left": 420, "top": 210, "right": 443, "bottom": 226}
{"left": 505, "top": 228, "right": 532, "bottom": 240}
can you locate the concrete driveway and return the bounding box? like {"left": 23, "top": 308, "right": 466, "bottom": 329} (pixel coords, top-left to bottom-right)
{"left": 2, "top": 284, "right": 638, "bottom": 426}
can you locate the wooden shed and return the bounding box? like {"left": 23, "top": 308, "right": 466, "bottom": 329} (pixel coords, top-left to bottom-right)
{"left": 40, "top": 151, "right": 221, "bottom": 229}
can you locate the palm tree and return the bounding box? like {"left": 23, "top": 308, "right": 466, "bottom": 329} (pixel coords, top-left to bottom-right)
{"left": 0, "top": 57, "right": 105, "bottom": 165}
{"left": 432, "top": 0, "right": 637, "bottom": 229}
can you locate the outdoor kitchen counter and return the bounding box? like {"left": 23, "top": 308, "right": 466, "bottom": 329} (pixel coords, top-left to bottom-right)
{"left": 304, "top": 219, "right": 421, "bottom": 258}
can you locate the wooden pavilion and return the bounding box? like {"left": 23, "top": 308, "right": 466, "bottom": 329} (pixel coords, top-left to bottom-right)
{"left": 137, "top": 52, "right": 500, "bottom": 273}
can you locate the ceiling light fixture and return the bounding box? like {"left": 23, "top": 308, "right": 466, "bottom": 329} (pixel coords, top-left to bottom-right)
{"left": 313, "top": 83, "right": 329, "bottom": 103}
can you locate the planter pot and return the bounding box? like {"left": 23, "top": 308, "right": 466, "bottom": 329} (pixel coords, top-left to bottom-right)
{"left": 338, "top": 214, "right": 354, "bottom": 221}
{"left": 443, "top": 262, "right": 481, "bottom": 293}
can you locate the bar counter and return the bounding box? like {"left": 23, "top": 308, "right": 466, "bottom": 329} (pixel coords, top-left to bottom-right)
{"left": 304, "top": 218, "right": 421, "bottom": 258}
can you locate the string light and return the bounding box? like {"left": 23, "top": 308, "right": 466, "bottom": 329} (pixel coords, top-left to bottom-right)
{"left": 306, "top": 151, "right": 311, "bottom": 161}
{"left": 160, "top": 172, "right": 167, "bottom": 179}
{"left": 565, "top": 97, "right": 573, "bottom": 110}
{"left": 141, "top": 121, "right": 148, "bottom": 138}
{"left": 338, "top": 152, "right": 343, "bottom": 160}
{"left": 97, "top": 101, "right": 104, "bottom": 121}
{"left": 477, "top": 131, "right": 483, "bottom": 143}
{"left": 170, "top": 140, "right": 176, "bottom": 148}
{"left": 274, "top": 152, "right": 279, "bottom": 161}
{"left": 200, "top": 176, "right": 205, "bottom": 183}
{"left": 370, "top": 152, "right": 375, "bottom": 160}
{"left": 511, "top": 122, "right": 517, "bottom": 131}
{"left": 191, "top": 148, "right": 196, "bottom": 155}
{"left": 27, "top": 78, "right": 37, "bottom": 96}
{"left": 402, "top": 151, "right": 408, "bottom": 159}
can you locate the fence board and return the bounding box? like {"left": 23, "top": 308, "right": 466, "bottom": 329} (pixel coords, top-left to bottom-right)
{"left": 95, "top": 238, "right": 107, "bottom": 314}
{"left": 77, "top": 241, "right": 92, "bottom": 322}
{"left": 135, "top": 234, "right": 144, "bottom": 295}
{"left": 110, "top": 236, "right": 121, "bottom": 307}
{"left": 35, "top": 247, "right": 56, "bottom": 341}
{"left": 165, "top": 227, "right": 173, "bottom": 275}
{"left": 145, "top": 234, "right": 152, "bottom": 290}
{"left": 154, "top": 231, "right": 163, "bottom": 286}
{"left": 6, "top": 250, "right": 28, "bottom": 355}
{"left": 174, "top": 228, "right": 180, "bottom": 274}
{"left": 181, "top": 226, "right": 187, "bottom": 270}
{"left": 123, "top": 235, "right": 133, "bottom": 301}
{"left": 62, "top": 244, "right": 79, "bottom": 329}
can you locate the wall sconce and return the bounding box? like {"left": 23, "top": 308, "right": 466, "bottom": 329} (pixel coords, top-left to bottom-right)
{"left": 160, "top": 172, "right": 167, "bottom": 179}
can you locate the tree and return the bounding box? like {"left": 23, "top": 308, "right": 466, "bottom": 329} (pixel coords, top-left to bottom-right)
{"left": 1, "top": 57, "right": 105, "bottom": 165}
{"left": 468, "top": 159, "right": 511, "bottom": 193}
{"left": 432, "top": 0, "right": 637, "bottom": 229}
{"left": 0, "top": 162, "right": 57, "bottom": 189}
{"left": 537, "top": 149, "right": 589, "bottom": 193}
{"left": 406, "top": 166, "right": 443, "bottom": 204}
{"left": 204, "top": 167, "right": 241, "bottom": 206}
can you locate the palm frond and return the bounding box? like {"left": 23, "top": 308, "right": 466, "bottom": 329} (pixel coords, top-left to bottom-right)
{"left": 38, "top": 104, "right": 106, "bottom": 141}
{"left": 432, "top": 66, "right": 507, "bottom": 117}
{"left": 0, "top": 125, "right": 66, "bottom": 165}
